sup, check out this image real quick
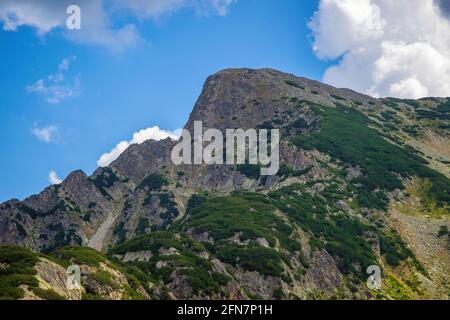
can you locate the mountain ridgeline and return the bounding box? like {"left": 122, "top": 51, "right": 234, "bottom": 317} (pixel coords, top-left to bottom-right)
{"left": 1, "top": 69, "right": 449, "bottom": 300}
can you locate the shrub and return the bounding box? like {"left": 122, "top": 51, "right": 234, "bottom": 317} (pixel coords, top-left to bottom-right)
{"left": 379, "top": 232, "right": 415, "bottom": 268}
{"left": 92, "top": 270, "right": 117, "bottom": 288}
{"left": 159, "top": 193, "right": 179, "bottom": 216}
{"left": 0, "top": 245, "right": 39, "bottom": 299}
{"left": 113, "top": 222, "right": 127, "bottom": 243}
{"left": 237, "top": 164, "right": 261, "bottom": 180}
{"left": 285, "top": 80, "right": 302, "bottom": 89}
{"left": 50, "top": 246, "right": 107, "bottom": 268}
{"left": 216, "top": 246, "right": 287, "bottom": 277}
{"left": 136, "top": 218, "right": 150, "bottom": 235}
{"left": 272, "top": 287, "right": 284, "bottom": 299}
{"left": 291, "top": 118, "right": 309, "bottom": 129}
{"left": 137, "top": 174, "right": 168, "bottom": 191}
{"left": 330, "top": 94, "right": 346, "bottom": 101}
{"left": 186, "top": 194, "right": 207, "bottom": 214}
{"left": 17, "top": 204, "right": 40, "bottom": 219}
{"left": 277, "top": 164, "right": 294, "bottom": 177}
{"left": 437, "top": 225, "right": 449, "bottom": 238}
{"left": 436, "top": 99, "right": 450, "bottom": 113}
{"left": 32, "top": 288, "right": 64, "bottom": 300}
{"left": 89, "top": 167, "right": 120, "bottom": 199}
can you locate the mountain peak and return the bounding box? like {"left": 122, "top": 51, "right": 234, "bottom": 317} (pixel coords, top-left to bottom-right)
{"left": 1, "top": 68, "right": 449, "bottom": 300}
{"left": 184, "top": 68, "right": 375, "bottom": 133}
{"left": 63, "top": 170, "right": 87, "bottom": 183}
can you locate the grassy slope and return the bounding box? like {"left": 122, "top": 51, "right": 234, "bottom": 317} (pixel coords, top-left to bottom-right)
{"left": 293, "top": 104, "right": 450, "bottom": 211}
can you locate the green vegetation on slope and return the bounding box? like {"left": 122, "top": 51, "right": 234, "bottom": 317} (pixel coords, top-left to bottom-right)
{"left": 292, "top": 104, "right": 450, "bottom": 210}
{"left": 0, "top": 245, "right": 150, "bottom": 300}
{"left": 0, "top": 245, "right": 39, "bottom": 299}
{"left": 179, "top": 192, "right": 301, "bottom": 251}
{"left": 269, "top": 184, "right": 376, "bottom": 276}
{"left": 110, "top": 231, "right": 228, "bottom": 295}
{"left": 172, "top": 192, "right": 305, "bottom": 278}
{"left": 49, "top": 246, "right": 108, "bottom": 268}
{"left": 137, "top": 174, "right": 168, "bottom": 191}
{"left": 89, "top": 167, "right": 121, "bottom": 199}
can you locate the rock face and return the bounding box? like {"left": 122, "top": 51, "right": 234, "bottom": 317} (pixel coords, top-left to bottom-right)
{"left": 0, "top": 68, "right": 449, "bottom": 300}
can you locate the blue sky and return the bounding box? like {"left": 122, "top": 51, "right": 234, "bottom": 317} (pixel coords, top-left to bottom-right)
{"left": 2, "top": 0, "right": 448, "bottom": 202}
{"left": 0, "top": 0, "right": 331, "bottom": 202}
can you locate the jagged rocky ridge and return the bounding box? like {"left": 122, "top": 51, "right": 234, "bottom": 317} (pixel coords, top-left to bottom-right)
{"left": 0, "top": 68, "right": 449, "bottom": 300}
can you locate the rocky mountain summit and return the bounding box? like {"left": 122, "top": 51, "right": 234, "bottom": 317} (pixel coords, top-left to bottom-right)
{"left": 1, "top": 68, "right": 449, "bottom": 300}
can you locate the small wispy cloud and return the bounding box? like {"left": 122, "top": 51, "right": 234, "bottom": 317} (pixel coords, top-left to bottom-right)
{"left": 211, "top": 0, "right": 237, "bottom": 16}
{"left": 58, "top": 55, "right": 76, "bottom": 72}
{"left": 97, "top": 126, "right": 180, "bottom": 167}
{"left": 31, "top": 125, "right": 58, "bottom": 143}
{"left": 48, "top": 170, "right": 63, "bottom": 185}
{"left": 117, "top": 0, "right": 237, "bottom": 18}
{"left": 27, "top": 55, "right": 81, "bottom": 104}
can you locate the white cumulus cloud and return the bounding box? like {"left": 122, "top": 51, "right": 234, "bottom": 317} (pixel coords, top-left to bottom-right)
{"left": 97, "top": 126, "right": 181, "bottom": 167}
{"left": 48, "top": 170, "right": 63, "bottom": 185}
{"left": 0, "top": 0, "right": 236, "bottom": 51}
{"left": 0, "top": 0, "right": 142, "bottom": 52}
{"left": 31, "top": 125, "right": 58, "bottom": 143}
{"left": 27, "top": 56, "right": 80, "bottom": 104}
{"left": 0, "top": 0, "right": 64, "bottom": 34}
{"left": 309, "top": 0, "right": 450, "bottom": 99}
